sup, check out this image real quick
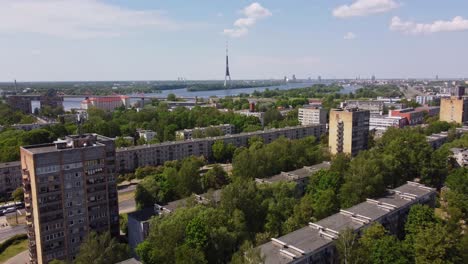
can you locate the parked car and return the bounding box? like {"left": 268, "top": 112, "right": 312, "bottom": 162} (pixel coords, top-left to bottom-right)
{"left": 2, "top": 207, "right": 16, "bottom": 215}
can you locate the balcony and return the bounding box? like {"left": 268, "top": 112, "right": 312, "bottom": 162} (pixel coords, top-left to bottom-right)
{"left": 28, "top": 230, "right": 35, "bottom": 239}
{"left": 26, "top": 214, "right": 33, "bottom": 223}
{"left": 29, "top": 239, "right": 36, "bottom": 247}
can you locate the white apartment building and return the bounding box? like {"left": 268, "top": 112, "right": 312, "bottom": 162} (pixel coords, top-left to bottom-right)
{"left": 81, "top": 96, "right": 129, "bottom": 111}
{"left": 298, "top": 108, "right": 327, "bottom": 125}
{"left": 175, "top": 124, "right": 234, "bottom": 140}
{"left": 138, "top": 130, "right": 157, "bottom": 142}
{"left": 369, "top": 115, "right": 406, "bottom": 131}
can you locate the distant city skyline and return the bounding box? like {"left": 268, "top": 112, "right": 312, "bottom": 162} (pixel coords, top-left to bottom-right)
{"left": 0, "top": 0, "right": 467, "bottom": 81}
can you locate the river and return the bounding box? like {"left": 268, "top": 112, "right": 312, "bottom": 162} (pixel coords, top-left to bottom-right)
{"left": 62, "top": 82, "right": 361, "bottom": 111}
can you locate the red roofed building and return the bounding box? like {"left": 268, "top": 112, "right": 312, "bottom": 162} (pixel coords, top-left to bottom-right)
{"left": 81, "top": 96, "right": 129, "bottom": 111}
{"left": 389, "top": 108, "right": 424, "bottom": 125}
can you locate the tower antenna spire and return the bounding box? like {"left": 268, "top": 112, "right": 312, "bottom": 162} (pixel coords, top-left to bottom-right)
{"left": 224, "top": 40, "right": 231, "bottom": 88}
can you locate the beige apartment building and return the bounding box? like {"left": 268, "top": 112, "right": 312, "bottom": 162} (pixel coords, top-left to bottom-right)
{"left": 21, "top": 134, "right": 119, "bottom": 264}
{"left": 329, "top": 108, "right": 370, "bottom": 156}
{"left": 440, "top": 96, "right": 468, "bottom": 124}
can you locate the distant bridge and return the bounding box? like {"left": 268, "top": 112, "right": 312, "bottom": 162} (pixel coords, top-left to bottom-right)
{"left": 60, "top": 95, "right": 198, "bottom": 100}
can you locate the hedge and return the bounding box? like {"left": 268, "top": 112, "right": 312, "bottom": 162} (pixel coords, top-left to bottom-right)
{"left": 0, "top": 234, "right": 28, "bottom": 254}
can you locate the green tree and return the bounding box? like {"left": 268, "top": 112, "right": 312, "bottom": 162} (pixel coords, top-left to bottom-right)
{"left": 204, "top": 127, "right": 223, "bottom": 137}
{"left": 167, "top": 93, "right": 177, "bottom": 101}
{"left": 119, "top": 214, "right": 128, "bottom": 234}
{"left": 263, "top": 108, "right": 283, "bottom": 126}
{"left": 202, "top": 164, "right": 229, "bottom": 190}
{"left": 212, "top": 140, "right": 227, "bottom": 162}
{"left": 359, "top": 223, "right": 409, "bottom": 264}
{"left": 339, "top": 150, "right": 386, "bottom": 208}
{"left": 11, "top": 187, "right": 24, "bottom": 202}
{"left": 284, "top": 194, "right": 314, "bottom": 233}
{"left": 336, "top": 228, "right": 360, "bottom": 264}
{"left": 174, "top": 244, "right": 207, "bottom": 264}
{"left": 413, "top": 223, "right": 460, "bottom": 264}
{"left": 173, "top": 157, "right": 203, "bottom": 197}
{"left": 230, "top": 241, "right": 266, "bottom": 264}
{"left": 75, "top": 231, "right": 129, "bottom": 264}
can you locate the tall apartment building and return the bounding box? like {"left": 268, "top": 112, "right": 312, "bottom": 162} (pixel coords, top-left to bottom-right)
{"left": 21, "top": 134, "right": 119, "bottom": 264}
{"left": 298, "top": 108, "right": 327, "bottom": 125}
{"left": 440, "top": 96, "right": 468, "bottom": 124}
{"left": 329, "top": 108, "right": 370, "bottom": 156}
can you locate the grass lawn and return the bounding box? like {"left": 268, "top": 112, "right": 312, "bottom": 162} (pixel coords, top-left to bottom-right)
{"left": 0, "top": 239, "right": 27, "bottom": 263}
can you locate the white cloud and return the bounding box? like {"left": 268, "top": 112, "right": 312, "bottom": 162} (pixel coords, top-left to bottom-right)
{"left": 234, "top": 17, "right": 257, "bottom": 28}
{"left": 333, "top": 0, "right": 399, "bottom": 18}
{"left": 390, "top": 16, "right": 468, "bottom": 35}
{"left": 241, "top": 2, "right": 272, "bottom": 19}
{"left": 223, "top": 28, "right": 248, "bottom": 38}
{"left": 223, "top": 2, "right": 272, "bottom": 38}
{"left": 0, "top": 0, "right": 178, "bottom": 39}
{"left": 344, "top": 32, "right": 357, "bottom": 39}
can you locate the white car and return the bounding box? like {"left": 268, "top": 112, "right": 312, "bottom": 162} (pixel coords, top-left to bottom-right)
{"left": 2, "top": 207, "right": 16, "bottom": 214}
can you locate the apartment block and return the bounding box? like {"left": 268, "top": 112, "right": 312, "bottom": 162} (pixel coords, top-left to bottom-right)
{"left": 235, "top": 110, "right": 265, "bottom": 126}
{"left": 128, "top": 163, "right": 331, "bottom": 254}
{"left": 259, "top": 182, "right": 436, "bottom": 264}
{"left": 329, "top": 108, "right": 370, "bottom": 156}
{"left": 440, "top": 96, "right": 468, "bottom": 124}
{"left": 117, "top": 124, "right": 326, "bottom": 172}
{"left": 298, "top": 108, "right": 327, "bottom": 125}
{"left": 389, "top": 108, "right": 424, "bottom": 125}
{"left": 128, "top": 190, "right": 221, "bottom": 253}
{"left": 341, "top": 100, "right": 384, "bottom": 115}
{"left": 415, "top": 106, "right": 440, "bottom": 117}
{"left": 369, "top": 114, "right": 407, "bottom": 131}
{"left": 175, "top": 124, "right": 234, "bottom": 140}
{"left": 0, "top": 161, "right": 22, "bottom": 199}
{"left": 255, "top": 162, "right": 331, "bottom": 195}
{"left": 7, "top": 94, "right": 63, "bottom": 114}
{"left": 451, "top": 148, "right": 468, "bottom": 167}
{"left": 21, "top": 134, "right": 119, "bottom": 264}
{"left": 416, "top": 95, "right": 439, "bottom": 105}
{"left": 137, "top": 130, "right": 157, "bottom": 142}
{"left": 81, "top": 96, "right": 129, "bottom": 112}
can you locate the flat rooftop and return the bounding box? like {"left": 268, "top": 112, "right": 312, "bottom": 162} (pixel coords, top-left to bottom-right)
{"left": 21, "top": 134, "right": 112, "bottom": 154}
{"left": 0, "top": 161, "right": 21, "bottom": 169}
{"left": 259, "top": 182, "right": 435, "bottom": 264}
{"left": 117, "top": 124, "right": 324, "bottom": 152}
{"left": 262, "top": 162, "right": 331, "bottom": 183}
{"left": 158, "top": 189, "right": 222, "bottom": 213}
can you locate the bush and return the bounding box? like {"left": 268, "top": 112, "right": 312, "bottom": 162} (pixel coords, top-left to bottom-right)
{"left": 0, "top": 234, "right": 27, "bottom": 254}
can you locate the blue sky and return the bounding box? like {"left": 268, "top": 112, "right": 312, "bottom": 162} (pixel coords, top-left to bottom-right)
{"left": 0, "top": 0, "right": 467, "bottom": 81}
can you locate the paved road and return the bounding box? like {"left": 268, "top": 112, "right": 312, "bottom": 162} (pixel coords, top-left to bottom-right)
{"left": 119, "top": 199, "right": 136, "bottom": 214}
{"left": 118, "top": 184, "right": 137, "bottom": 193}
{"left": 0, "top": 225, "right": 27, "bottom": 243}
{"left": 4, "top": 250, "right": 28, "bottom": 264}
{"left": 0, "top": 215, "right": 27, "bottom": 244}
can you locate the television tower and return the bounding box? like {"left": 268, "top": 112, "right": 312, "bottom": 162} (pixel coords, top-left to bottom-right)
{"left": 224, "top": 41, "right": 231, "bottom": 88}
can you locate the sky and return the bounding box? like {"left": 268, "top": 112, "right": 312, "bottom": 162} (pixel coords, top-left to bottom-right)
{"left": 0, "top": 0, "right": 467, "bottom": 81}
